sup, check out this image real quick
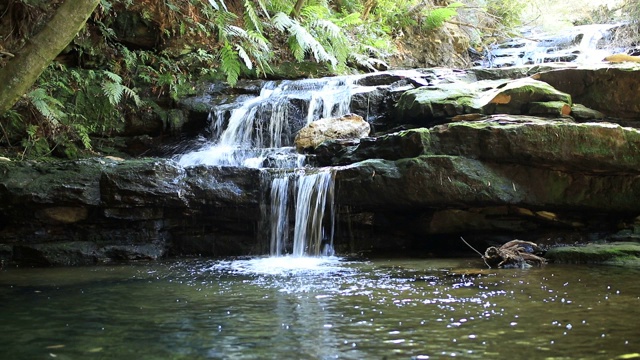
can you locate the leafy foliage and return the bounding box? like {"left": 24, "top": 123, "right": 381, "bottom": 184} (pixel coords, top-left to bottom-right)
{"left": 425, "top": 2, "right": 464, "bottom": 30}
{"left": 1, "top": 0, "right": 543, "bottom": 159}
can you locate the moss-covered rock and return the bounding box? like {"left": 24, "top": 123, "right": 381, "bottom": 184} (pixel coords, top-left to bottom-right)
{"left": 534, "top": 66, "right": 640, "bottom": 120}
{"left": 318, "top": 116, "right": 640, "bottom": 174}
{"left": 394, "top": 77, "right": 572, "bottom": 127}
{"left": 546, "top": 242, "right": 640, "bottom": 267}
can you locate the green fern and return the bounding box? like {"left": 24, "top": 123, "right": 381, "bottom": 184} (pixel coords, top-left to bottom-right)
{"left": 73, "top": 123, "right": 93, "bottom": 150}
{"left": 220, "top": 42, "right": 241, "bottom": 85}
{"left": 425, "top": 2, "right": 464, "bottom": 30}
{"left": 243, "top": 0, "right": 263, "bottom": 32}
{"left": 207, "top": 0, "right": 228, "bottom": 12}
{"left": 27, "top": 88, "right": 66, "bottom": 125}
{"left": 101, "top": 71, "right": 143, "bottom": 107}
{"left": 272, "top": 12, "right": 337, "bottom": 67}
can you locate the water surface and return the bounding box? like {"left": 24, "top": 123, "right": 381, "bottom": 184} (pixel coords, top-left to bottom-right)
{"left": 1, "top": 257, "right": 638, "bottom": 359}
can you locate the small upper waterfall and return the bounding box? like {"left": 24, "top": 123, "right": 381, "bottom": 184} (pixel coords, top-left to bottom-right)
{"left": 482, "top": 23, "right": 626, "bottom": 68}
{"left": 178, "top": 77, "right": 356, "bottom": 169}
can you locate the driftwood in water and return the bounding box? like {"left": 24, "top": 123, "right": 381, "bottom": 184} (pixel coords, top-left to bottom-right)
{"left": 484, "top": 240, "right": 547, "bottom": 269}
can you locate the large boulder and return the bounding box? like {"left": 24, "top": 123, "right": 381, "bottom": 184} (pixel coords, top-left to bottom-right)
{"left": 393, "top": 77, "right": 573, "bottom": 127}
{"left": 294, "top": 114, "right": 371, "bottom": 152}
{"left": 533, "top": 66, "right": 640, "bottom": 121}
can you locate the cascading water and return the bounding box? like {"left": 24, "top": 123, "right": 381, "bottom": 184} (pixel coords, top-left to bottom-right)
{"left": 178, "top": 77, "right": 354, "bottom": 169}
{"left": 179, "top": 76, "right": 355, "bottom": 257}
{"left": 483, "top": 23, "right": 627, "bottom": 68}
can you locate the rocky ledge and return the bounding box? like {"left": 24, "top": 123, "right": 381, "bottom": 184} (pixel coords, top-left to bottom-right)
{"left": 2, "top": 63, "right": 640, "bottom": 266}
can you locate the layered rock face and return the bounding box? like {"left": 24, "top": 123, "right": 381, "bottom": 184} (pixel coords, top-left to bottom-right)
{"left": 0, "top": 159, "right": 262, "bottom": 265}
{"left": 2, "top": 64, "right": 640, "bottom": 266}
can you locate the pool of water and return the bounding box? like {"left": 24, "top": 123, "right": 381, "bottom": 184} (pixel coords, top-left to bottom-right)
{"left": 1, "top": 257, "right": 638, "bottom": 359}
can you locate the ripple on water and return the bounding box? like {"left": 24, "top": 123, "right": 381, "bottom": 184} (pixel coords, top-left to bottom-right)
{"left": 1, "top": 259, "right": 640, "bottom": 359}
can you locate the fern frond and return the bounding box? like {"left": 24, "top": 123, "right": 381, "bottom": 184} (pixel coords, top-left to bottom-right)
{"left": 311, "top": 19, "right": 342, "bottom": 40}
{"left": 272, "top": 12, "right": 337, "bottom": 67}
{"left": 254, "top": 0, "right": 270, "bottom": 18}
{"left": 27, "top": 88, "right": 66, "bottom": 124}
{"left": 72, "top": 124, "right": 93, "bottom": 150}
{"left": 246, "top": 30, "right": 271, "bottom": 52}
{"left": 350, "top": 53, "right": 389, "bottom": 71}
{"left": 272, "top": 11, "right": 294, "bottom": 31}
{"left": 243, "top": 0, "right": 263, "bottom": 32}
{"left": 236, "top": 44, "right": 253, "bottom": 70}
{"left": 335, "top": 12, "right": 362, "bottom": 26}
{"left": 220, "top": 43, "right": 241, "bottom": 85}
{"left": 300, "top": 5, "right": 330, "bottom": 21}
{"left": 227, "top": 25, "right": 249, "bottom": 38}
{"left": 123, "top": 86, "right": 144, "bottom": 107}
{"left": 207, "top": 0, "right": 228, "bottom": 11}
{"left": 425, "top": 2, "right": 464, "bottom": 30}
{"left": 102, "top": 81, "right": 124, "bottom": 106}
{"left": 103, "top": 70, "right": 123, "bottom": 84}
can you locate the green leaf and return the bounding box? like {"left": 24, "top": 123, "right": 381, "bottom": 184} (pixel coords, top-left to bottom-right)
{"left": 101, "top": 81, "right": 124, "bottom": 106}
{"left": 220, "top": 43, "right": 241, "bottom": 85}
{"left": 27, "top": 88, "right": 66, "bottom": 124}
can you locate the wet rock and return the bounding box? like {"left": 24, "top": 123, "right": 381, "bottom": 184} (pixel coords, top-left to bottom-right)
{"left": 39, "top": 207, "right": 89, "bottom": 224}
{"left": 527, "top": 101, "right": 571, "bottom": 116}
{"left": 334, "top": 154, "right": 640, "bottom": 212}
{"left": 13, "top": 242, "right": 100, "bottom": 266}
{"left": 100, "top": 159, "right": 187, "bottom": 208}
{"left": 315, "top": 129, "right": 426, "bottom": 166}
{"left": 319, "top": 116, "right": 640, "bottom": 173}
{"left": 0, "top": 158, "right": 262, "bottom": 266}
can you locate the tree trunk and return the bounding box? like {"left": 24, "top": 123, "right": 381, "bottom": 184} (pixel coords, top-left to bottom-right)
{"left": 0, "top": 0, "right": 100, "bottom": 116}
{"left": 290, "top": 0, "right": 306, "bottom": 19}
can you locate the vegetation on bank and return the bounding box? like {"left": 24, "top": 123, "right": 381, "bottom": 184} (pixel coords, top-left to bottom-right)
{"left": 0, "top": 0, "right": 638, "bottom": 160}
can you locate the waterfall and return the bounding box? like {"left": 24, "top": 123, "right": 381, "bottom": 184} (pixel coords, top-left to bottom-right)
{"left": 264, "top": 169, "right": 335, "bottom": 257}
{"left": 291, "top": 170, "right": 335, "bottom": 257}
{"left": 180, "top": 76, "right": 359, "bottom": 257}
{"left": 178, "top": 77, "right": 356, "bottom": 169}
{"left": 483, "top": 23, "right": 625, "bottom": 68}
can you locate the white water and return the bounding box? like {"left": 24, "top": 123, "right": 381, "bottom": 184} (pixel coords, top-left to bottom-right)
{"left": 262, "top": 168, "right": 335, "bottom": 257}
{"left": 178, "top": 77, "right": 357, "bottom": 168}
{"left": 485, "top": 23, "right": 625, "bottom": 68}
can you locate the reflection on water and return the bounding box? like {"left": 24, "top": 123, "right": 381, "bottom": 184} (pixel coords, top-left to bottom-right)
{"left": 1, "top": 257, "right": 639, "bottom": 359}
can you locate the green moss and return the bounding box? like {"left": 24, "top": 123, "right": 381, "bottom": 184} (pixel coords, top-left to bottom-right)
{"left": 546, "top": 242, "right": 640, "bottom": 266}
